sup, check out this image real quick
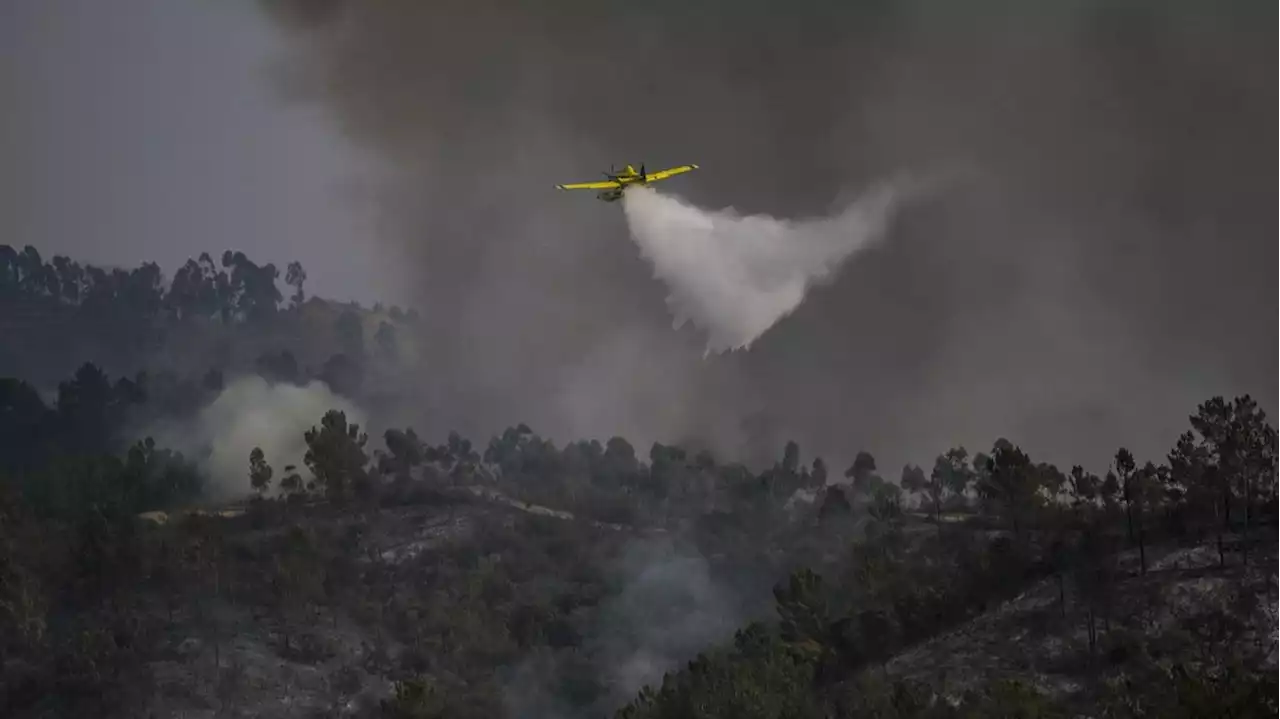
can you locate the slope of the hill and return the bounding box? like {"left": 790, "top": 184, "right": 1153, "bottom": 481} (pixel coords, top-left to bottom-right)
{"left": 875, "top": 537, "right": 1277, "bottom": 713}
{"left": 133, "top": 492, "right": 538, "bottom": 718}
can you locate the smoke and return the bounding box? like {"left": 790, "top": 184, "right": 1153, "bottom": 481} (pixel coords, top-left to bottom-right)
{"left": 258, "top": 0, "right": 1275, "bottom": 478}
{"left": 622, "top": 180, "right": 908, "bottom": 354}
{"left": 500, "top": 537, "right": 747, "bottom": 718}
{"left": 590, "top": 538, "right": 744, "bottom": 703}
{"left": 149, "top": 375, "right": 366, "bottom": 500}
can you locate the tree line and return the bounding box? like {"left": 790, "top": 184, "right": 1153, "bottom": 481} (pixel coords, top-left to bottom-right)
{"left": 2, "top": 245, "right": 297, "bottom": 324}
{"left": 0, "top": 245, "right": 423, "bottom": 391}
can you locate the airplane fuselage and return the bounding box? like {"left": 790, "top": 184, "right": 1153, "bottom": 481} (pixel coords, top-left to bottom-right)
{"left": 556, "top": 162, "right": 696, "bottom": 202}
{"left": 597, "top": 166, "right": 644, "bottom": 201}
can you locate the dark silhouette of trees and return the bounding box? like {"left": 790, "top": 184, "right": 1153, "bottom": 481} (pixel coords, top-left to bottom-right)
{"left": 782, "top": 440, "right": 801, "bottom": 475}
{"left": 0, "top": 378, "right": 54, "bottom": 477}
{"left": 319, "top": 353, "right": 363, "bottom": 397}
{"left": 1, "top": 246, "right": 328, "bottom": 389}
{"left": 0, "top": 362, "right": 204, "bottom": 526}
{"left": 256, "top": 350, "right": 300, "bottom": 385}
{"left": 934, "top": 447, "right": 974, "bottom": 507}
{"left": 379, "top": 428, "right": 425, "bottom": 483}
{"left": 168, "top": 253, "right": 229, "bottom": 321}
{"left": 249, "top": 447, "right": 273, "bottom": 497}
{"left": 1113, "top": 447, "right": 1138, "bottom": 544}
{"left": 219, "top": 251, "right": 283, "bottom": 323}
{"left": 817, "top": 486, "right": 853, "bottom": 522}
{"left": 979, "top": 440, "right": 1039, "bottom": 537}
{"left": 303, "top": 410, "right": 371, "bottom": 503}
{"left": 810, "top": 457, "right": 828, "bottom": 487}
{"left": 1067, "top": 465, "right": 1099, "bottom": 510}
{"left": 1169, "top": 395, "right": 1277, "bottom": 567}
{"left": 285, "top": 261, "right": 307, "bottom": 307}
{"left": 375, "top": 321, "right": 398, "bottom": 360}
{"left": 899, "top": 463, "right": 928, "bottom": 515}
{"left": 22, "top": 249, "right": 254, "bottom": 320}
{"left": 334, "top": 310, "right": 365, "bottom": 358}
{"left": 844, "top": 450, "right": 879, "bottom": 494}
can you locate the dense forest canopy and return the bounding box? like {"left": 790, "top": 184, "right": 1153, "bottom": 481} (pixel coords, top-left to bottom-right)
{"left": 0, "top": 245, "right": 418, "bottom": 391}
{"left": 0, "top": 245, "right": 1275, "bottom": 718}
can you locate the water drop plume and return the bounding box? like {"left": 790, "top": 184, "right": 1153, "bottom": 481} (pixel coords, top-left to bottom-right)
{"left": 622, "top": 179, "right": 910, "bottom": 354}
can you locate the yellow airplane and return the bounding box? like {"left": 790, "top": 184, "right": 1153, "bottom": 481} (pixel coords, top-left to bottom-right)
{"left": 555, "top": 163, "right": 699, "bottom": 202}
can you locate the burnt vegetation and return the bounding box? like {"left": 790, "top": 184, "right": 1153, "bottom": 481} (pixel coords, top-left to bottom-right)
{"left": 0, "top": 245, "right": 1276, "bottom": 718}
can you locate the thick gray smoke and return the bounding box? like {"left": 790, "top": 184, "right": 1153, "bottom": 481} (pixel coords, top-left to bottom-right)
{"left": 259, "top": 0, "right": 1275, "bottom": 475}
{"left": 623, "top": 182, "right": 904, "bottom": 354}
{"left": 148, "top": 375, "right": 367, "bottom": 500}
{"left": 500, "top": 537, "right": 746, "bottom": 718}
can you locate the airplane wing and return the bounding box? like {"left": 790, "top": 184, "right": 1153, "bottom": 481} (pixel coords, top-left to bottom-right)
{"left": 645, "top": 164, "right": 699, "bottom": 182}
{"left": 556, "top": 180, "right": 621, "bottom": 190}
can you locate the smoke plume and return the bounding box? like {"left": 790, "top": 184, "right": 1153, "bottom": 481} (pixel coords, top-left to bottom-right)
{"left": 149, "top": 375, "right": 367, "bottom": 500}
{"left": 623, "top": 182, "right": 905, "bottom": 354}
{"left": 590, "top": 538, "right": 744, "bottom": 703}
{"left": 500, "top": 537, "right": 747, "bottom": 718}
{"left": 258, "top": 0, "right": 1275, "bottom": 473}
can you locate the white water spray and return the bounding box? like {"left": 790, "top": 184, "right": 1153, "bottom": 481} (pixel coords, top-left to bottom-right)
{"left": 622, "top": 180, "right": 908, "bottom": 354}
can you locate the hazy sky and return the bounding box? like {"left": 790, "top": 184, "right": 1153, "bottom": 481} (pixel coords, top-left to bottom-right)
{"left": 0, "top": 0, "right": 390, "bottom": 305}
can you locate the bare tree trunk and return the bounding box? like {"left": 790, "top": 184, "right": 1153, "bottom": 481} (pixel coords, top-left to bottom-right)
{"left": 1137, "top": 503, "right": 1147, "bottom": 575}
{"left": 1242, "top": 472, "right": 1252, "bottom": 567}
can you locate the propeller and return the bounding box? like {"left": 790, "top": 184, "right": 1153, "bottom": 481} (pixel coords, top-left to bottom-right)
{"left": 640, "top": 164, "right": 647, "bottom": 182}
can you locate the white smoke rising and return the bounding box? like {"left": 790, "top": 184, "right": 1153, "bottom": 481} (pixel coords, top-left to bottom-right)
{"left": 592, "top": 538, "right": 743, "bottom": 705}
{"left": 500, "top": 537, "right": 744, "bottom": 718}
{"left": 149, "top": 376, "right": 367, "bottom": 500}
{"left": 621, "top": 181, "right": 908, "bottom": 354}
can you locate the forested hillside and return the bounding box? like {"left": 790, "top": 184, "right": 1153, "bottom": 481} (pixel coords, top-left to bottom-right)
{"left": 1, "top": 245, "right": 1275, "bottom": 718}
